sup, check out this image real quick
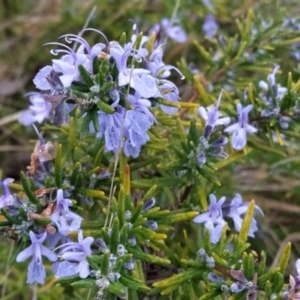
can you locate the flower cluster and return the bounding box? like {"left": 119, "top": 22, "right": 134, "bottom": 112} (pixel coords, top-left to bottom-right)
{"left": 258, "top": 66, "right": 292, "bottom": 129}
{"left": 19, "top": 26, "right": 184, "bottom": 158}
{"left": 197, "top": 91, "right": 258, "bottom": 156}
{"left": 193, "top": 193, "right": 263, "bottom": 243}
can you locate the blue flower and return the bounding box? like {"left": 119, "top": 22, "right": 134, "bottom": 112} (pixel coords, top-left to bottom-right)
{"left": 16, "top": 231, "right": 57, "bottom": 284}
{"left": 95, "top": 105, "right": 125, "bottom": 154}
{"left": 54, "top": 230, "right": 94, "bottom": 278}
{"left": 193, "top": 194, "right": 226, "bottom": 243}
{"left": 147, "top": 46, "right": 185, "bottom": 114}
{"left": 51, "top": 189, "right": 83, "bottom": 236}
{"left": 198, "top": 92, "right": 230, "bottom": 138}
{"left": 224, "top": 103, "right": 257, "bottom": 150}
{"left": 33, "top": 33, "right": 103, "bottom": 90}
{"left": 150, "top": 18, "right": 187, "bottom": 44}
{"left": 258, "top": 66, "right": 287, "bottom": 104}
{"left": 19, "top": 93, "right": 52, "bottom": 126}
{"left": 122, "top": 92, "right": 155, "bottom": 157}
{"left": 202, "top": 14, "right": 219, "bottom": 38}
{"left": 108, "top": 38, "right": 159, "bottom": 99}
{"left": 0, "top": 178, "right": 15, "bottom": 209}
{"left": 123, "top": 110, "right": 152, "bottom": 158}
{"left": 222, "top": 194, "right": 264, "bottom": 237}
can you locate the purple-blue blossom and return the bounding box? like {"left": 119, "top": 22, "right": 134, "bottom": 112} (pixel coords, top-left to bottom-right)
{"left": 202, "top": 14, "right": 219, "bottom": 38}
{"left": 94, "top": 105, "right": 125, "bottom": 154}
{"left": 259, "top": 66, "right": 287, "bottom": 104}
{"left": 54, "top": 230, "right": 94, "bottom": 278}
{"left": 16, "top": 231, "right": 57, "bottom": 284}
{"left": 51, "top": 189, "right": 83, "bottom": 236}
{"left": 93, "top": 93, "right": 155, "bottom": 158}
{"left": 224, "top": 103, "right": 257, "bottom": 150}
{"left": 193, "top": 193, "right": 226, "bottom": 243}
{"left": 123, "top": 92, "right": 155, "bottom": 157}
{"left": 222, "top": 193, "right": 264, "bottom": 237}
{"left": 0, "top": 178, "right": 15, "bottom": 209}
{"left": 19, "top": 93, "right": 52, "bottom": 126}
{"left": 150, "top": 18, "right": 187, "bottom": 44}
{"left": 33, "top": 36, "right": 95, "bottom": 90}
{"left": 198, "top": 92, "right": 230, "bottom": 138}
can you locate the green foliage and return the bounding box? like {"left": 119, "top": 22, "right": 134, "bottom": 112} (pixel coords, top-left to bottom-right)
{"left": 2, "top": 0, "right": 300, "bottom": 299}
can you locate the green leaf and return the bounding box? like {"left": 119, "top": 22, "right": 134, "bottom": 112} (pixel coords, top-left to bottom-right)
{"left": 71, "top": 279, "right": 96, "bottom": 288}
{"left": 54, "top": 144, "right": 63, "bottom": 188}
{"left": 55, "top": 275, "right": 81, "bottom": 284}
{"left": 166, "top": 211, "right": 199, "bottom": 223}
{"left": 1, "top": 208, "right": 21, "bottom": 225}
{"left": 264, "top": 280, "right": 272, "bottom": 298}
{"left": 117, "top": 187, "right": 126, "bottom": 226}
{"left": 101, "top": 251, "right": 110, "bottom": 276}
{"left": 211, "top": 252, "right": 228, "bottom": 268}
{"left": 176, "top": 118, "right": 187, "bottom": 143}
{"left": 34, "top": 218, "right": 52, "bottom": 226}
{"left": 20, "top": 171, "right": 40, "bottom": 207}
{"left": 238, "top": 200, "right": 255, "bottom": 242}
{"left": 132, "top": 31, "right": 144, "bottom": 51}
{"left": 81, "top": 221, "right": 103, "bottom": 229}
{"left": 153, "top": 269, "right": 203, "bottom": 288}
{"left": 130, "top": 157, "right": 160, "bottom": 172}
{"left": 119, "top": 224, "right": 128, "bottom": 246}
{"left": 119, "top": 274, "right": 150, "bottom": 293}
{"left": 78, "top": 64, "right": 94, "bottom": 87}
{"left": 110, "top": 217, "right": 120, "bottom": 254}
{"left": 141, "top": 185, "right": 157, "bottom": 202}
{"left": 70, "top": 162, "right": 81, "bottom": 187}
{"left": 272, "top": 272, "right": 284, "bottom": 294}
{"left": 134, "top": 228, "right": 167, "bottom": 241}
{"left": 258, "top": 251, "right": 266, "bottom": 277}
{"left": 277, "top": 242, "right": 291, "bottom": 273}
{"left": 92, "top": 56, "right": 100, "bottom": 74}
{"left": 86, "top": 255, "right": 102, "bottom": 270}
{"left": 118, "top": 32, "right": 126, "bottom": 47}
{"left": 90, "top": 106, "right": 99, "bottom": 132}
{"left": 257, "top": 267, "right": 280, "bottom": 287}
{"left": 199, "top": 291, "right": 223, "bottom": 300}
{"left": 160, "top": 284, "right": 180, "bottom": 295}
{"left": 69, "top": 116, "right": 76, "bottom": 155}
{"left": 78, "top": 188, "right": 105, "bottom": 199}
{"left": 156, "top": 98, "right": 181, "bottom": 108}
{"left": 131, "top": 177, "right": 185, "bottom": 189}
{"left": 93, "top": 147, "right": 104, "bottom": 168}
{"left": 128, "top": 246, "right": 171, "bottom": 265}
{"left": 247, "top": 253, "right": 255, "bottom": 280}
{"left": 194, "top": 41, "right": 214, "bottom": 67}
{"left": 80, "top": 112, "right": 93, "bottom": 138}
{"left": 188, "top": 119, "right": 198, "bottom": 145}
{"left": 97, "top": 99, "right": 115, "bottom": 113}
{"left": 108, "top": 281, "right": 125, "bottom": 296}
{"left": 98, "top": 58, "right": 109, "bottom": 86}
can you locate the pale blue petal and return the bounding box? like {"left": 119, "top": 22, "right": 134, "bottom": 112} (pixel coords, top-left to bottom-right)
{"left": 231, "top": 128, "right": 247, "bottom": 150}
{"left": 53, "top": 261, "right": 77, "bottom": 278}
{"left": 193, "top": 211, "right": 210, "bottom": 224}
{"left": 33, "top": 66, "right": 53, "bottom": 90}
{"left": 16, "top": 245, "right": 34, "bottom": 262}
{"left": 27, "top": 258, "right": 46, "bottom": 284}
{"left": 40, "top": 245, "right": 57, "bottom": 262}
{"left": 77, "top": 260, "right": 90, "bottom": 278}
{"left": 61, "top": 251, "right": 85, "bottom": 262}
